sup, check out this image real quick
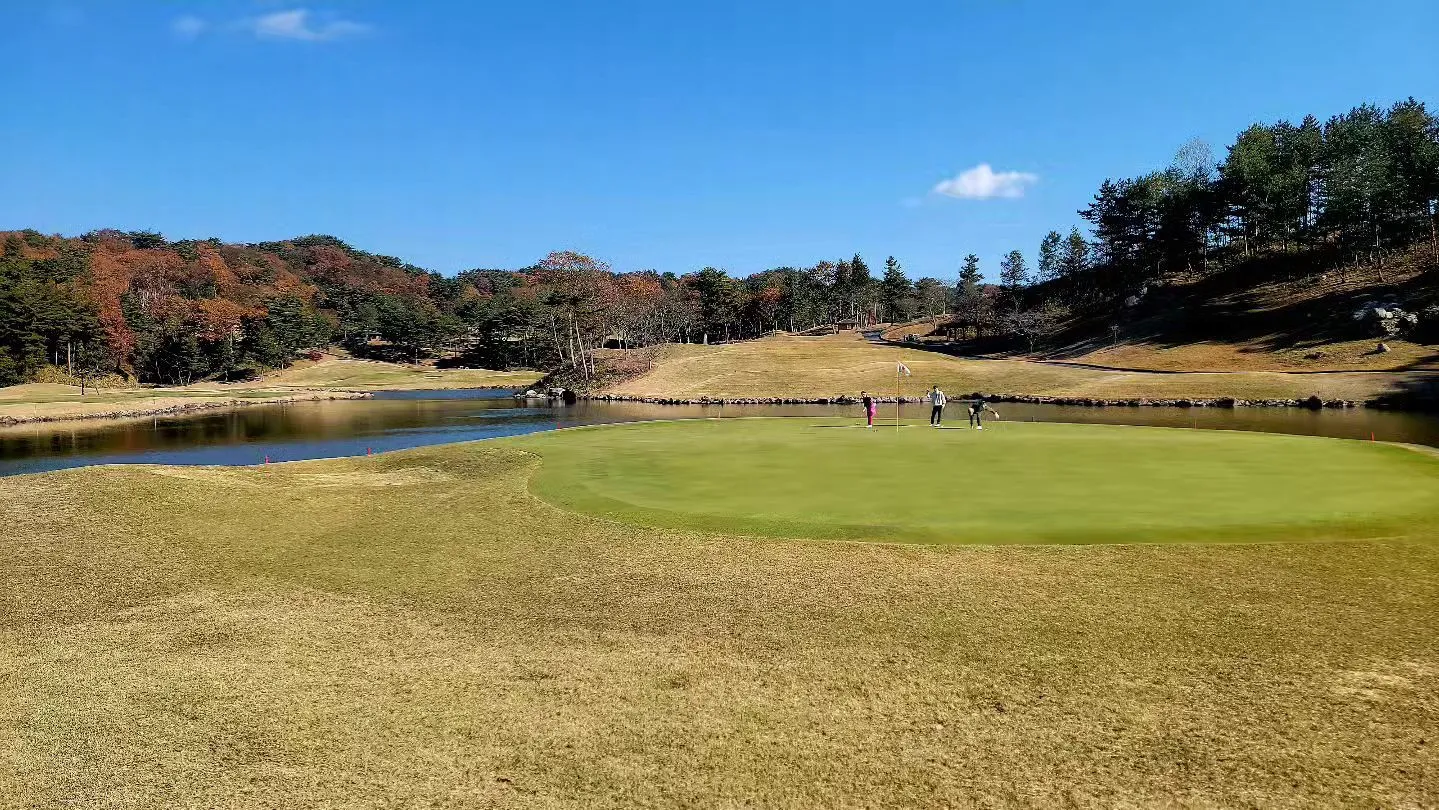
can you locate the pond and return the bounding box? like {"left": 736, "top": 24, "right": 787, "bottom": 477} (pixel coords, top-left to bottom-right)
{"left": 1, "top": 389, "right": 1437, "bottom": 477}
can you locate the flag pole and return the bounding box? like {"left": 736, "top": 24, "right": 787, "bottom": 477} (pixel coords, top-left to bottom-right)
{"left": 895, "top": 365, "right": 900, "bottom": 431}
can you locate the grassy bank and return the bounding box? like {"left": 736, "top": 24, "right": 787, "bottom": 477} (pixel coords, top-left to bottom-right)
{"left": 2, "top": 422, "right": 1437, "bottom": 807}
{"left": 250, "top": 356, "right": 542, "bottom": 391}
{"left": 1048, "top": 337, "right": 1439, "bottom": 373}
{"left": 0, "top": 358, "right": 542, "bottom": 425}
{"left": 602, "top": 333, "right": 1436, "bottom": 403}
{"left": 0, "top": 383, "right": 368, "bottom": 426}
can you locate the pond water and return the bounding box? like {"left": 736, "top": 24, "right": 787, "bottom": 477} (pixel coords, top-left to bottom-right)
{"left": 1, "top": 389, "right": 1437, "bottom": 477}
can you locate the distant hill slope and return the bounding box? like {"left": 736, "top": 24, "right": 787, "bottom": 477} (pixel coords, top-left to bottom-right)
{"left": 1049, "top": 247, "right": 1438, "bottom": 371}
{"left": 887, "top": 246, "right": 1438, "bottom": 377}
{"left": 0, "top": 229, "right": 482, "bottom": 387}
{"left": 597, "top": 333, "right": 1435, "bottom": 404}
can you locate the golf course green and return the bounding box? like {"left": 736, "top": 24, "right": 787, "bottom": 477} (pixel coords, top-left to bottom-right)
{"left": 510, "top": 418, "right": 1439, "bottom": 544}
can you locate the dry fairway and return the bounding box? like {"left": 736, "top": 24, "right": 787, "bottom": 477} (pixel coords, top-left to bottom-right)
{"left": 0, "top": 358, "right": 539, "bottom": 425}
{"left": 605, "top": 333, "right": 1436, "bottom": 402}
{"left": 1056, "top": 337, "right": 1439, "bottom": 373}
{"left": 1, "top": 436, "right": 1437, "bottom": 808}
{"left": 0, "top": 383, "right": 365, "bottom": 425}
{"left": 252, "top": 357, "right": 542, "bottom": 391}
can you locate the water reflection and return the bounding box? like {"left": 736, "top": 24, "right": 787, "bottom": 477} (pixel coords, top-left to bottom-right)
{"left": 1, "top": 389, "right": 1436, "bottom": 477}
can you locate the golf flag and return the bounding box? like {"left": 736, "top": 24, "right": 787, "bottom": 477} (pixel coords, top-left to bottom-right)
{"left": 894, "top": 362, "right": 910, "bottom": 430}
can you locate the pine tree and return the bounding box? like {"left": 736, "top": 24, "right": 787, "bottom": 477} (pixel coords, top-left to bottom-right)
{"left": 1061, "top": 228, "right": 1090, "bottom": 277}
{"left": 1037, "top": 231, "right": 1063, "bottom": 283}
{"left": 847, "top": 254, "right": 872, "bottom": 322}
{"left": 958, "top": 254, "right": 982, "bottom": 291}
{"left": 1383, "top": 98, "right": 1439, "bottom": 260}
{"left": 999, "top": 250, "right": 1030, "bottom": 305}
{"left": 879, "top": 256, "right": 912, "bottom": 323}
{"left": 952, "top": 255, "right": 989, "bottom": 335}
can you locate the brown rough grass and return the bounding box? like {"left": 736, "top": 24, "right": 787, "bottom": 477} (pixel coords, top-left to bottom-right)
{"left": 1053, "top": 338, "right": 1439, "bottom": 373}
{"left": 1, "top": 442, "right": 1436, "bottom": 808}
{"left": 0, "top": 359, "right": 541, "bottom": 425}
{"left": 605, "top": 333, "right": 1434, "bottom": 402}
{"left": 0, "top": 383, "right": 367, "bottom": 425}
{"left": 250, "top": 357, "right": 542, "bottom": 391}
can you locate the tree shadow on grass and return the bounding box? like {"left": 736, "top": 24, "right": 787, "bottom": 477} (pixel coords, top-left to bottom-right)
{"left": 1369, "top": 373, "right": 1439, "bottom": 409}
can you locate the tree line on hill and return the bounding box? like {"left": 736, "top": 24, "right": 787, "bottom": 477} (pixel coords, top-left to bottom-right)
{"left": 953, "top": 97, "right": 1439, "bottom": 347}
{"left": 0, "top": 230, "right": 955, "bottom": 386}
{"left": 1, "top": 97, "right": 1434, "bottom": 387}
{"left": 1060, "top": 98, "right": 1436, "bottom": 300}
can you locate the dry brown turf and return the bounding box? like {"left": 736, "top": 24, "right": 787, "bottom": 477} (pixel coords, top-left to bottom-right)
{"left": 0, "top": 383, "right": 368, "bottom": 426}
{"left": 2, "top": 442, "right": 1437, "bottom": 808}
{"left": 602, "top": 333, "right": 1436, "bottom": 403}
{"left": 0, "top": 359, "right": 541, "bottom": 425}
{"left": 246, "top": 357, "right": 543, "bottom": 391}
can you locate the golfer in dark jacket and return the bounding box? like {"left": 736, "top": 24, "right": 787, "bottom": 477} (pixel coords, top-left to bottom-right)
{"left": 969, "top": 397, "right": 997, "bottom": 429}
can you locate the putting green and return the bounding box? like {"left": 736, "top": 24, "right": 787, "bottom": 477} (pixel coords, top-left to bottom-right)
{"left": 506, "top": 418, "right": 1439, "bottom": 544}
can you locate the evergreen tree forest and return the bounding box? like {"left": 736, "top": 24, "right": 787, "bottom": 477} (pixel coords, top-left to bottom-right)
{"left": 1021, "top": 98, "right": 1439, "bottom": 328}
{"left": 1, "top": 98, "right": 1435, "bottom": 386}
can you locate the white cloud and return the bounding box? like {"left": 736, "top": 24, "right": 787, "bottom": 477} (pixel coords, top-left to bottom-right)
{"left": 171, "top": 15, "right": 207, "bottom": 39}
{"left": 932, "top": 164, "right": 1038, "bottom": 200}
{"left": 247, "top": 8, "right": 370, "bottom": 42}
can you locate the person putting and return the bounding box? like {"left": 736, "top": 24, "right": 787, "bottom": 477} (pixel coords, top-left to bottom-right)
{"left": 929, "top": 385, "right": 946, "bottom": 426}
{"left": 861, "top": 391, "right": 876, "bottom": 428}
{"left": 968, "top": 396, "right": 998, "bottom": 429}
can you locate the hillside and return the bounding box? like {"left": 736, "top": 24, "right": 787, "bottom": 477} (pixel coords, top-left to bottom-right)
{"left": 883, "top": 244, "right": 1438, "bottom": 399}
{"left": 1047, "top": 247, "right": 1438, "bottom": 371}
{"left": 0, "top": 229, "right": 468, "bottom": 387}
{"left": 598, "top": 333, "right": 1435, "bottom": 404}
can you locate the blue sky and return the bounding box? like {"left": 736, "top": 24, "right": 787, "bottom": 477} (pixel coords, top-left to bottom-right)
{"left": 4, "top": 1, "right": 1436, "bottom": 280}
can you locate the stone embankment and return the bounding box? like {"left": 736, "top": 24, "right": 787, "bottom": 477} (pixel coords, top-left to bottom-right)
{"left": 585, "top": 393, "right": 1366, "bottom": 409}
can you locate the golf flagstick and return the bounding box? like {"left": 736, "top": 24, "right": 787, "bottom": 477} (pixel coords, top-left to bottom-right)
{"left": 895, "top": 361, "right": 911, "bottom": 430}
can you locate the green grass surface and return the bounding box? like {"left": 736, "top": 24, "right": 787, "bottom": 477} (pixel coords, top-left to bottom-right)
{"left": 511, "top": 418, "right": 1439, "bottom": 544}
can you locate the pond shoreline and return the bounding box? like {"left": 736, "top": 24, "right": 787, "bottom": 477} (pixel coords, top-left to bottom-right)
{"left": 0, "top": 390, "right": 372, "bottom": 428}
{"left": 584, "top": 392, "right": 1372, "bottom": 409}
{"left": 5, "top": 386, "right": 1438, "bottom": 477}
